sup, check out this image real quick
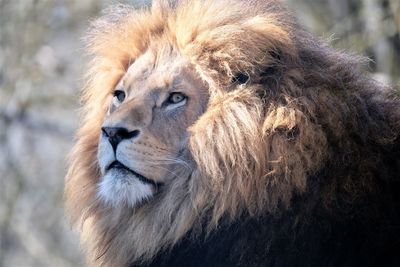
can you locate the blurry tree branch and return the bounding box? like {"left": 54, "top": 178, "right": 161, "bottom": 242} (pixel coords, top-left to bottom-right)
{"left": 0, "top": 158, "right": 23, "bottom": 267}
{"left": 0, "top": 108, "right": 73, "bottom": 137}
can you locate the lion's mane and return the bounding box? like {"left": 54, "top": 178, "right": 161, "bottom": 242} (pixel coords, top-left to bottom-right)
{"left": 65, "top": 0, "right": 400, "bottom": 266}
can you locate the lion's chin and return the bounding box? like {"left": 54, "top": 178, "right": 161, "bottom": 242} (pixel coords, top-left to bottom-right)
{"left": 97, "top": 169, "right": 154, "bottom": 208}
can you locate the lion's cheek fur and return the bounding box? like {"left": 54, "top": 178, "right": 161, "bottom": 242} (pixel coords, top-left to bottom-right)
{"left": 189, "top": 89, "right": 265, "bottom": 222}
{"left": 189, "top": 88, "right": 328, "bottom": 223}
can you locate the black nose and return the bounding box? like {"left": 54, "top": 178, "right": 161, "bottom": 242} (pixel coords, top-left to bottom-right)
{"left": 101, "top": 127, "right": 140, "bottom": 150}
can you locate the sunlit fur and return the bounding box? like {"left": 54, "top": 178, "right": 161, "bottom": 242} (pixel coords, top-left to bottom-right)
{"left": 64, "top": 0, "right": 400, "bottom": 266}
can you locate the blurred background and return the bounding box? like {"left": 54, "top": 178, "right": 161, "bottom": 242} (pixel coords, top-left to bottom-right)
{"left": 0, "top": 0, "right": 399, "bottom": 266}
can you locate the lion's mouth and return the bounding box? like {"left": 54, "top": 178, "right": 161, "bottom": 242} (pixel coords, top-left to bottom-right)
{"left": 107, "top": 161, "right": 163, "bottom": 187}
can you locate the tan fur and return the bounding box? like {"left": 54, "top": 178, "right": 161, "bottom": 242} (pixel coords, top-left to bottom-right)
{"left": 61, "top": 1, "right": 383, "bottom": 266}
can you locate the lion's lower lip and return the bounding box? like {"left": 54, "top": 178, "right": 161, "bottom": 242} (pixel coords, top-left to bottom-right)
{"left": 108, "top": 161, "right": 127, "bottom": 170}
{"left": 107, "top": 161, "right": 163, "bottom": 187}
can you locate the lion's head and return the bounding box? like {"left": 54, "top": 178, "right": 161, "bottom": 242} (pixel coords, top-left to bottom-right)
{"left": 96, "top": 47, "right": 209, "bottom": 208}
{"left": 61, "top": 0, "right": 382, "bottom": 266}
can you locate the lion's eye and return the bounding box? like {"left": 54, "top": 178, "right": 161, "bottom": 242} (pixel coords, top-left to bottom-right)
{"left": 113, "top": 90, "right": 126, "bottom": 103}
{"left": 167, "top": 92, "right": 186, "bottom": 104}
{"left": 165, "top": 92, "right": 187, "bottom": 111}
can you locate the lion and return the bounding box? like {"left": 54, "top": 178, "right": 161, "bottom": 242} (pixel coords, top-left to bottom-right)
{"left": 65, "top": 0, "right": 400, "bottom": 266}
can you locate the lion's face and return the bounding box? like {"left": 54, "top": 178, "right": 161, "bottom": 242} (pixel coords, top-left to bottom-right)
{"left": 97, "top": 47, "right": 209, "bottom": 207}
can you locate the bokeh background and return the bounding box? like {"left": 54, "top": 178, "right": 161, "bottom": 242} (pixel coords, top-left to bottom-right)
{"left": 0, "top": 0, "right": 399, "bottom": 266}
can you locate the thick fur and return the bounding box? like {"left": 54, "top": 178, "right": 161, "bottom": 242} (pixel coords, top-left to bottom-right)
{"left": 65, "top": 0, "right": 400, "bottom": 266}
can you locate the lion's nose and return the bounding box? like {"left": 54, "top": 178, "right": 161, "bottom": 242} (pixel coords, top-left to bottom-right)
{"left": 101, "top": 127, "right": 140, "bottom": 151}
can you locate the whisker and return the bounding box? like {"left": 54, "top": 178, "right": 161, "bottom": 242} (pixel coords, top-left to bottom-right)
{"left": 143, "top": 163, "right": 181, "bottom": 178}
{"left": 144, "top": 156, "right": 193, "bottom": 172}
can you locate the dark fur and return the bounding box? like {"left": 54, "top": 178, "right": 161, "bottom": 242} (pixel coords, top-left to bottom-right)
{"left": 138, "top": 147, "right": 400, "bottom": 266}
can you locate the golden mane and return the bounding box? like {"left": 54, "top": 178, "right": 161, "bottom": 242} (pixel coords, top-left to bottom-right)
{"left": 65, "top": 0, "right": 399, "bottom": 266}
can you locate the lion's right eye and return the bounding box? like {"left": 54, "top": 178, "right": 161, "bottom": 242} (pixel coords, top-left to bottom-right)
{"left": 113, "top": 90, "right": 126, "bottom": 103}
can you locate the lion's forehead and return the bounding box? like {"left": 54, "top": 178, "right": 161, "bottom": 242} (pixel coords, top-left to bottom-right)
{"left": 121, "top": 47, "right": 188, "bottom": 93}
